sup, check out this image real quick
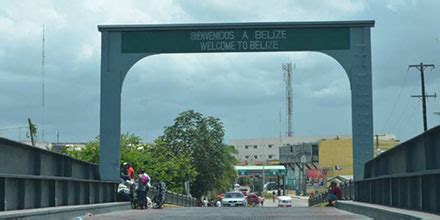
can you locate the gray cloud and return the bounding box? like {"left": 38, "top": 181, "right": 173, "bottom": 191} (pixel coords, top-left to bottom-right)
{"left": 1, "top": 0, "right": 440, "bottom": 144}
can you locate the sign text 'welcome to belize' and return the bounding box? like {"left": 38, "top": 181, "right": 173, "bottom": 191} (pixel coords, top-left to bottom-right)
{"left": 190, "top": 29, "right": 287, "bottom": 52}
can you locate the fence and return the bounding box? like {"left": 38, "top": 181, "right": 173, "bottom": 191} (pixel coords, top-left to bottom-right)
{"left": 0, "top": 138, "right": 117, "bottom": 211}
{"left": 308, "top": 180, "right": 354, "bottom": 206}
{"left": 0, "top": 138, "right": 198, "bottom": 210}
{"left": 165, "top": 191, "right": 197, "bottom": 207}
{"left": 355, "top": 126, "right": 440, "bottom": 213}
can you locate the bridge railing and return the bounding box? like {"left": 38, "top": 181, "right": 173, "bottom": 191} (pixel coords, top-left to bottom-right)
{"left": 165, "top": 191, "right": 197, "bottom": 207}
{"left": 0, "top": 138, "right": 117, "bottom": 211}
{"left": 355, "top": 126, "right": 440, "bottom": 213}
{"left": 308, "top": 180, "right": 354, "bottom": 206}
{"left": 145, "top": 186, "right": 197, "bottom": 207}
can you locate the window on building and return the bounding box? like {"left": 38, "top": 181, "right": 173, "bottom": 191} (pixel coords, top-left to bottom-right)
{"left": 245, "top": 155, "right": 249, "bottom": 159}
{"left": 254, "top": 155, "right": 258, "bottom": 159}
{"left": 268, "top": 144, "right": 273, "bottom": 148}
{"left": 254, "top": 145, "right": 257, "bottom": 149}
{"left": 245, "top": 145, "right": 249, "bottom": 149}
{"left": 268, "top": 154, "right": 274, "bottom": 159}
{"left": 312, "top": 146, "right": 319, "bottom": 156}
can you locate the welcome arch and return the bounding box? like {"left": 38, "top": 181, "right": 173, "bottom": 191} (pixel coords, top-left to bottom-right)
{"left": 98, "top": 21, "right": 374, "bottom": 182}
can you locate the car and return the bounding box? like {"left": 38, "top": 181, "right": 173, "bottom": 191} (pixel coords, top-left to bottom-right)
{"left": 278, "top": 196, "right": 292, "bottom": 207}
{"left": 264, "top": 182, "right": 277, "bottom": 191}
{"left": 221, "top": 191, "right": 247, "bottom": 207}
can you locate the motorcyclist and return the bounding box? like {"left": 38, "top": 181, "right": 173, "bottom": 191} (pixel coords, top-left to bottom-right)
{"left": 120, "top": 162, "right": 130, "bottom": 181}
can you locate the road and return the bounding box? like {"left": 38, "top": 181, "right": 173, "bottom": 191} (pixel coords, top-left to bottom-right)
{"left": 86, "top": 198, "right": 370, "bottom": 220}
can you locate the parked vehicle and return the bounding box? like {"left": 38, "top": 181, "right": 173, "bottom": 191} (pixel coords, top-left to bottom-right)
{"left": 117, "top": 180, "right": 131, "bottom": 201}
{"left": 278, "top": 196, "right": 292, "bottom": 207}
{"left": 152, "top": 182, "right": 166, "bottom": 209}
{"left": 264, "top": 182, "right": 277, "bottom": 191}
{"left": 221, "top": 191, "right": 247, "bottom": 207}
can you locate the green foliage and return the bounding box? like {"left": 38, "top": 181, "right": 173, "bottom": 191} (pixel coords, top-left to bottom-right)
{"left": 262, "top": 191, "right": 274, "bottom": 199}
{"left": 61, "top": 137, "right": 99, "bottom": 163}
{"left": 159, "top": 110, "right": 237, "bottom": 198}
{"left": 62, "top": 110, "right": 237, "bottom": 197}
{"left": 62, "top": 133, "right": 197, "bottom": 194}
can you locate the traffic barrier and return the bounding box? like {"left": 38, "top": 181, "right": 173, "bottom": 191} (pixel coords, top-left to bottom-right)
{"left": 356, "top": 126, "right": 440, "bottom": 213}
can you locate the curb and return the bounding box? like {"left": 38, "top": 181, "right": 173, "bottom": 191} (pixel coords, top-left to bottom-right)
{"left": 336, "top": 201, "right": 439, "bottom": 220}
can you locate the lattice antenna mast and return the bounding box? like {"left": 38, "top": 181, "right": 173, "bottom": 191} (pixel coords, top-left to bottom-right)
{"left": 42, "top": 25, "right": 45, "bottom": 142}
{"left": 283, "top": 62, "right": 293, "bottom": 137}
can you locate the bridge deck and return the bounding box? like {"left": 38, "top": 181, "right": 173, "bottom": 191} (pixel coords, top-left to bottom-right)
{"left": 90, "top": 207, "right": 369, "bottom": 220}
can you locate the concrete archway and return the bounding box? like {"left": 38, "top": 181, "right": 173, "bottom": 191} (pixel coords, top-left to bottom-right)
{"left": 98, "top": 21, "right": 374, "bottom": 182}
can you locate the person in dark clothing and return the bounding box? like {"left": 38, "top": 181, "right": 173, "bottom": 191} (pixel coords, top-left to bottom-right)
{"left": 326, "top": 181, "right": 342, "bottom": 207}
{"left": 136, "top": 168, "right": 148, "bottom": 209}
{"left": 120, "top": 162, "right": 130, "bottom": 181}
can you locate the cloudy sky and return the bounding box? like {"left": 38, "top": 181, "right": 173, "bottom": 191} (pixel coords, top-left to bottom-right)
{"left": 0, "top": 0, "right": 439, "bottom": 144}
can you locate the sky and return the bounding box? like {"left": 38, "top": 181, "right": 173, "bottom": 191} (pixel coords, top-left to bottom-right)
{"left": 0, "top": 0, "right": 439, "bottom": 144}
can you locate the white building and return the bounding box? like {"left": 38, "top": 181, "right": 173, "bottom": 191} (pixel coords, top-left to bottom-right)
{"left": 229, "top": 135, "right": 350, "bottom": 165}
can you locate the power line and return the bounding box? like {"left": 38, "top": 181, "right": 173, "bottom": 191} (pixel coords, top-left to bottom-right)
{"left": 388, "top": 74, "right": 419, "bottom": 133}
{"left": 400, "top": 103, "right": 423, "bottom": 141}
{"left": 380, "top": 68, "right": 411, "bottom": 132}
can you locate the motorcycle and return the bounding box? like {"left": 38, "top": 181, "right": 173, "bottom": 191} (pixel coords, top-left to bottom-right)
{"left": 151, "top": 182, "right": 166, "bottom": 209}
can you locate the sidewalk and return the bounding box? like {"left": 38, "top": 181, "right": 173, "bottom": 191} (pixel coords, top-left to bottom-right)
{"left": 337, "top": 201, "right": 440, "bottom": 220}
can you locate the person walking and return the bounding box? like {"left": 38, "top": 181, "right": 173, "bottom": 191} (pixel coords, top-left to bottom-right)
{"left": 202, "top": 197, "right": 208, "bottom": 207}
{"left": 272, "top": 191, "right": 276, "bottom": 202}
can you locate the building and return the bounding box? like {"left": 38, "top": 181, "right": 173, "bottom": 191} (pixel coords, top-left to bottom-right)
{"left": 229, "top": 136, "right": 344, "bottom": 165}
{"left": 230, "top": 134, "right": 399, "bottom": 194}
{"left": 235, "top": 165, "right": 287, "bottom": 193}
{"left": 20, "top": 141, "right": 87, "bottom": 153}
{"left": 318, "top": 135, "right": 399, "bottom": 179}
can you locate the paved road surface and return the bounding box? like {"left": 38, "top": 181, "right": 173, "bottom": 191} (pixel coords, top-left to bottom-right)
{"left": 88, "top": 198, "right": 370, "bottom": 220}
{"left": 90, "top": 207, "right": 369, "bottom": 220}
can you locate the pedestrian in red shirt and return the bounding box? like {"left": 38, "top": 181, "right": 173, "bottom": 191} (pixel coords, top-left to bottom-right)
{"left": 326, "top": 181, "right": 341, "bottom": 207}
{"left": 127, "top": 163, "right": 135, "bottom": 182}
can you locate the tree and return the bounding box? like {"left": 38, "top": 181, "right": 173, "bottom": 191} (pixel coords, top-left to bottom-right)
{"left": 159, "top": 110, "right": 237, "bottom": 198}
{"left": 62, "top": 133, "right": 197, "bottom": 194}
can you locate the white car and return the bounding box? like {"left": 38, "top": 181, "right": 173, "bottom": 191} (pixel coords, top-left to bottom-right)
{"left": 221, "top": 191, "right": 247, "bottom": 207}
{"left": 278, "top": 196, "right": 292, "bottom": 207}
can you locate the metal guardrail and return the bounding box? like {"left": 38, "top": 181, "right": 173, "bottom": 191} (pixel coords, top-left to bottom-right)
{"left": 0, "top": 138, "right": 117, "bottom": 212}
{"left": 356, "top": 126, "right": 440, "bottom": 213}
{"left": 0, "top": 174, "right": 117, "bottom": 211}
{"left": 356, "top": 169, "right": 440, "bottom": 213}
{"left": 0, "top": 138, "right": 197, "bottom": 211}
{"left": 0, "top": 138, "right": 100, "bottom": 180}
{"left": 164, "top": 191, "right": 197, "bottom": 207}
{"left": 308, "top": 180, "right": 354, "bottom": 207}
{"left": 144, "top": 186, "right": 197, "bottom": 207}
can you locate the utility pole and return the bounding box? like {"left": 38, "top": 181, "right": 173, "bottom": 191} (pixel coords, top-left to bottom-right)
{"left": 41, "top": 24, "right": 46, "bottom": 142}
{"left": 374, "top": 134, "right": 385, "bottom": 157}
{"left": 409, "top": 63, "right": 436, "bottom": 131}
